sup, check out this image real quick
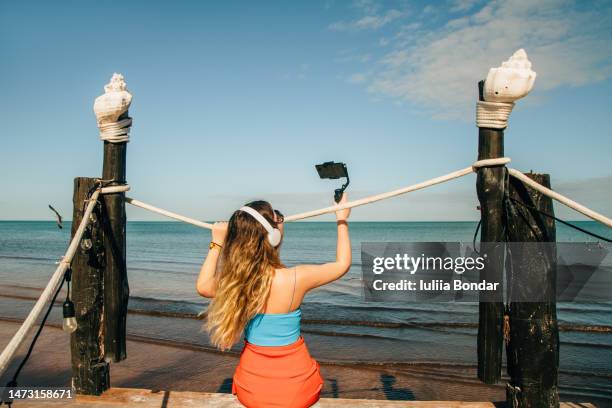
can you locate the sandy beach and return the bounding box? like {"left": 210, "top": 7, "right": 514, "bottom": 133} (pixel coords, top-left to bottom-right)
{"left": 0, "top": 319, "right": 508, "bottom": 403}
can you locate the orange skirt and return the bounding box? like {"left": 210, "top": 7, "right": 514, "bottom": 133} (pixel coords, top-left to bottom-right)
{"left": 232, "top": 336, "right": 323, "bottom": 408}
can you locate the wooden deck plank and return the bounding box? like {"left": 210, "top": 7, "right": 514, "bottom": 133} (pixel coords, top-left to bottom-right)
{"left": 7, "top": 387, "right": 599, "bottom": 407}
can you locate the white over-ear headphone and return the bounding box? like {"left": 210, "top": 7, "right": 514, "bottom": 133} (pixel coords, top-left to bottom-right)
{"left": 239, "top": 206, "right": 282, "bottom": 247}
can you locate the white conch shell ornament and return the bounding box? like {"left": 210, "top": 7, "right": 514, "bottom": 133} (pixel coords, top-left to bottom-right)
{"left": 93, "top": 73, "right": 132, "bottom": 126}
{"left": 484, "top": 49, "right": 536, "bottom": 103}
{"left": 93, "top": 73, "right": 133, "bottom": 143}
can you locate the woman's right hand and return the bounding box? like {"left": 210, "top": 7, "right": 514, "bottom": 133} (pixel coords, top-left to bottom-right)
{"left": 335, "top": 193, "right": 351, "bottom": 222}
{"left": 211, "top": 221, "right": 228, "bottom": 246}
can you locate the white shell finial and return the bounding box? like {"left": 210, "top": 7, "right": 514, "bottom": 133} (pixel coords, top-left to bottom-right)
{"left": 93, "top": 73, "right": 132, "bottom": 125}
{"left": 484, "top": 49, "right": 536, "bottom": 103}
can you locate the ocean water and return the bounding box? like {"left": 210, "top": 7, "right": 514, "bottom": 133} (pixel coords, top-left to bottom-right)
{"left": 0, "top": 221, "right": 611, "bottom": 401}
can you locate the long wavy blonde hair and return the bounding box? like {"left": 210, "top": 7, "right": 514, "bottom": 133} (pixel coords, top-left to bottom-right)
{"left": 206, "top": 200, "right": 284, "bottom": 350}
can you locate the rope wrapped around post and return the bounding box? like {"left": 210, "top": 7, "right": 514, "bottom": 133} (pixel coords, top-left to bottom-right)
{"left": 476, "top": 101, "right": 515, "bottom": 129}
{"left": 100, "top": 184, "right": 131, "bottom": 195}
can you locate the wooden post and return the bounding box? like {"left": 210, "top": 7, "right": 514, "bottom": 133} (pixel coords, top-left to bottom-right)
{"left": 92, "top": 73, "right": 132, "bottom": 362}
{"left": 476, "top": 80, "right": 505, "bottom": 384}
{"left": 70, "top": 177, "right": 110, "bottom": 394}
{"left": 101, "top": 137, "right": 129, "bottom": 362}
{"left": 505, "top": 173, "right": 559, "bottom": 408}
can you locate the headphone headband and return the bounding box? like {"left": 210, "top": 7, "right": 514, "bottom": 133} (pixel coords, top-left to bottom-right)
{"left": 239, "top": 206, "right": 282, "bottom": 247}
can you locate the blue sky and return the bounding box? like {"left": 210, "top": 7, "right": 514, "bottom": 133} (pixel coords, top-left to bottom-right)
{"left": 1, "top": 0, "right": 611, "bottom": 221}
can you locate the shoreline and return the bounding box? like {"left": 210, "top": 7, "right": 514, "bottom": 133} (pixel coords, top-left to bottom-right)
{"left": 1, "top": 287, "right": 611, "bottom": 334}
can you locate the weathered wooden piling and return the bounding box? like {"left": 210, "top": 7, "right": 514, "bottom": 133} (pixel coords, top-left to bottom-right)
{"left": 475, "top": 80, "right": 505, "bottom": 384}
{"left": 70, "top": 177, "right": 109, "bottom": 394}
{"left": 69, "top": 74, "right": 132, "bottom": 394}
{"left": 505, "top": 173, "right": 559, "bottom": 408}
{"left": 101, "top": 111, "right": 129, "bottom": 363}
{"left": 93, "top": 73, "right": 132, "bottom": 363}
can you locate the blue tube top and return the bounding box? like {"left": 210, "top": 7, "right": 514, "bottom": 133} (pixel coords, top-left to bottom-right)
{"left": 244, "top": 308, "right": 302, "bottom": 346}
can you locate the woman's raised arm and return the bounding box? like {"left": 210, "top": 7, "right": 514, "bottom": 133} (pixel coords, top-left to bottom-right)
{"left": 298, "top": 194, "right": 352, "bottom": 290}
{"left": 196, "top": 221, "right": 227, "bottom": 298}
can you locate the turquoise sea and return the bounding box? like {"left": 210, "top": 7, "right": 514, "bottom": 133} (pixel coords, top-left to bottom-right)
{"left": 0, "top": 221, "right": 611, "bottom": 401}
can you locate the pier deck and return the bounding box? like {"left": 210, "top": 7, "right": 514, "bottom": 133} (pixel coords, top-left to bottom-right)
{"left": 9, "top": 387, "right": 598, "bottom": 408}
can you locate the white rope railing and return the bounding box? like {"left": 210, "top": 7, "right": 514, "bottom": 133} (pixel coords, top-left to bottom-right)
{"left": 123, "top": 158, "right": 508, "bottom": 228}
{"left": 126, "top": 197, "right": 214, "bottom": 229}
{"left": 122, "top": 157, "right": 611, "bottom": 230}
{"left": 285, "top": 158, "right": 509, "bottom": 222}
{"left": 507, "top": 169, "right": 612, "bottom": 228}
{"left": 0, "top": 189, "right": 102, "bottom": 378}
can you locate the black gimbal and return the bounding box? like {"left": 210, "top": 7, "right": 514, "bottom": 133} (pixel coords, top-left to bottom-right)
{"left": 315, "top": 161, "right": 349, "bottom": 203}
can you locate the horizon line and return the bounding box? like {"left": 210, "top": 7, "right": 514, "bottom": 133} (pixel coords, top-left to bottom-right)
{"left": 0, "top": 219, "right": 600, "bottom": 223}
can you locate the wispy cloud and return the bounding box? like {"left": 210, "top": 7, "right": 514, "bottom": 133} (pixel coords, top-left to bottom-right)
{"left": 351, "top": 0, "right": 383, "bottom": 15}
{"left": 334, "top": 0, "right": 612, "bottom": 119}
{"left": 329, "top": 0, "right": 407, "bottom": 32}
{"left": 347, "top": 72, "right": 367, "bottom": 83}
{"left": 329, "top": 9, "right": 405, "bottom": 31}
{"left": 449, "top": 0, "right": 482, "bottom": 13}
{"left": 334, "top": 51, "right": 372, "bottom": 63}
{"left": 283, "top": 63, "right": 311, "bottom": 80}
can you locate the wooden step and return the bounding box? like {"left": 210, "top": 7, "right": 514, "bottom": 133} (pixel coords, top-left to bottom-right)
{"left": 8, "top": 387, "right": 598, "bottom": 408}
